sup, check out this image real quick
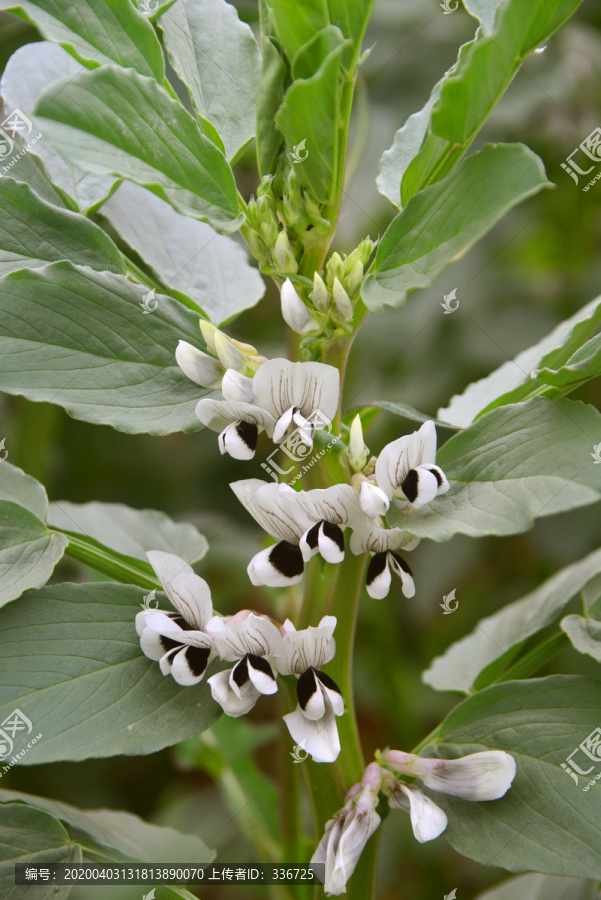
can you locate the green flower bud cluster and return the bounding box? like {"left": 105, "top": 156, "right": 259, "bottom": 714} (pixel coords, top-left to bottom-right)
{"left": 308, "top": 238, "right": 377, "bottom": 331}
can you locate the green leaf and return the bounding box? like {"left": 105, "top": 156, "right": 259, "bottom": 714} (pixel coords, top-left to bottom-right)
{"left": 0, "top": 178, "right": 124, "bottom": 275}
{"left": 535, "top": 332, "right": 601, "bottom": 391}
{"left": 378, "top": 0, "right": 584, "bottom": 207}
{"left": 423, "top": 546, "right": 601, "bottom": 693}
{"left": 0, "top": 0, "right": 164, "bottom": 79}
{"left": 159, "top": 0, "right": 261, "bottom": 162}
{"left": 34, "top": 65, "right": 243, "bottom": 233}
{"left": 101, "top": 182, "right": 265, "bottom": 325}
{"left": 269, "top": 0, "right": 328, "bottom": 61}
{"left": 0, "top": 803, "right": 80, "bottom": 900}
{"left": 476, "top": 873, "right": 597, "bottom": 900}
{"left": 439, "top": 295, "right": 601, "bottom": 427}
{"left": 426, "top": 676, "right": 601, "bottom": 878}
{"left": 0, "top": 262, "right": 212, "bottom": 435}
{"left": 0, "top": 582, "right": 222, "bottom": 762}
{"left": 276, "top": 34, "right": 350, "bottom": 204}
{"left": 47, "top": 499, "right": 208, "bottom": 564}
{"left": 256, "top": 36, "right": 288, "bottom": 178}
{"left": 0, "top": 790, "right": 215, "bottom": 864}
{"left": 1, "top": 41, "right": 117, "bottom": 211}
{"left": 368, "top": 401, "right": 460, "bottom": 430}
{"left": 0, "top": 500, "right": 67, "bottom": 608}
{"left": 392, "top": 398, "right": 601, "bottom": 541}
{"left": 327, "top": 0, "right": 374, "bottom": 49}
{"left": 0, "top": 461, "right": 48, "bottom": 519}
{"left": 364, "top": 143, "right": 550, "bottom": 311}
{"left": 561, "top": 614, "right": 601, "bottom": 662}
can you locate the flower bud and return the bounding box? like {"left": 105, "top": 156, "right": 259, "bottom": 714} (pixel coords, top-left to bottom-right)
{"left": 247, "top": 229, "right": 269, "bottom": 263}
{"left": 281, "top": 278, "right": 320, "bottom": 335}
{"left": 175, "top": 340, "right": 223, "bottom": 389}
{"left": 346, "top": 260, "right": 364, "bottom": 297}
{"left": 310, "top": 272, "right": 331, "bottom": 312}
{"left": 326, "top": 252, "right": 344, "bottom": 284}
{"left": 332, "top": 277, "right": 353, "bottom": 322}
{"left": 344, "top": 237, "right": 376, "bottom": 271}
{"left": 214, "top": 330, "right": 246, "bottom": 371}
{"left": 272, "top": 231, "right": 298, "bottom": 274}
{"left": 347, "top": 415, "right": 369, "bottom": 471}
{"left": 199, "top": 320, "right": 217, "bottom": 353}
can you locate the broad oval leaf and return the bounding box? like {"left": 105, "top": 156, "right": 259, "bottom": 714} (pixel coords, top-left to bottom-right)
{"left": 0, "top": 790, "right": 215, "bottom": 864}
{"left": 101, "top": 181, "right": 264, "bottom": 325}
{"left": 34, "top": 65, "right": 243, "bottom": 233}
{"left": 476, "top": 873, "right": 597, "bottom": 900}
{"left": 0, "top": 461, "right": 48, "bottom": 520}
{"left": 423, "top": 546, "right": 601, "bottom": 693}
{"left": 1, "top": 41, "right": 116, "bottom": 211}
{"left": 535, "top": 332, "right": 601, "bottom": 393}
{"left": 0, "top": 0, "right": 165, "bottom": 79}
{"left": 47, "top": 500, "right": 208, "bottom": 564}
{"left": 0, "top": 582, "right": 222, "bottom": 762}
{"left": 394, "top": 398, "right": 601, "bottom": 541}
{"left": 0, "top": 500, "right": 67, "bottom": 608}
{"left": 0, "top": 262, "right": 212, "bottom": 434}
{"left": 425, "top": 676, "right": 601, "bottom": 878}
{"left": 159, "top": 0, "right": 261, "bottom": 162}
{"left": 0, "top": 803, "right": 80, "bottom": 900}
{"left": 364, "top": 143, "right": 550, "bottom": 311}
{"left": 0, "top": 178, "right": 124, "bottom": 275}
{"left": 560, "top": 614, "right": 601, "bottom": 663}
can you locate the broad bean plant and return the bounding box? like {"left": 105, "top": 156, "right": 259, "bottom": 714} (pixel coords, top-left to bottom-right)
{"left": 0, "top": 0, "right": 600, "bottom": 898}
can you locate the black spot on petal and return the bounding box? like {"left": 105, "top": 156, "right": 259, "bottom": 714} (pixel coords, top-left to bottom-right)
{"left": 401, "top": 469, "right": 419, "bottom": 503}
{"left": 269, "top": 541, "right": 305, "bottom": 578}
{"left": 236, "top": 420, "right": 258, "bottom": 451}
{"left": 160, "top": 635, "right": 183, "bottom": 653}
{"left": 314, "top": 668, "right": 342, "bottom": 697}
{"left": 185, "top": 645, "right": 211, "bottom": 677}
{"left": 305, "top": 523, "right": 321, "bottom": 550}
{"left": 424, "top": 465, "right": 443, "bottom": 486}
{"left": 172, "top": 615, "right": 193, "bottom": 631}
{"left": 248, "top": 654, "right": 275, "bottom": 680}
{"left": 366, "top": 552, "right": 388, "bottom": 586}
{"left": 390, "top": 552, "right": 413, "bottom": 576}
{"left": 232, "top": 655, "right": 250, "bottom": 687}
{"left": 321, "top": 521, "right": 344, "bottom": 552}
{"left": 297, "top": 667, "right": 318, "bottom": 711}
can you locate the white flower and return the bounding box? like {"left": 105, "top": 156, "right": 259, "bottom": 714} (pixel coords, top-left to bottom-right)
{"left": 311, "top": 765, "right": 381, "bottom": 895}
{"left": 279, "top": 616, "right": 344, "bottom": 763}
{"left": 206, "top": 613, "right": 284, "bottom": 717}
{"left": 196, "top": 398, "right": 275, "bottom": 460}
{"left": 347, "top": 415, "right": 369, "bottom": 472}
{"left": 332, "top": 277, "right": 353, "bottom": 323}
{"left": 136, "top": 551, "right": 216, "bottom": 686}
{"left": 357, "top": 481, "right": 389, "bottom": 519}
{"left": 281, "top": 278, "right": 320, "bottom": 335}
{"left": 221, "top": 368, "right": 254, "bottom": 403}
{"left": 231, "top": 480, "right": 359, "bottom": 586}
{"left": 384, "top": 749, "right": 517, "bottom": 843}
{"left": 350, "top": 520, "right": 419, "bottom": 599}
{"left": 375, "top": 421, "right": 449, "bottom": 510}
{"left": 175, "top": 340, "right": 223, "bottom": 390}
{"left": 252, "top": 358, "right": 339, "bottom": 449}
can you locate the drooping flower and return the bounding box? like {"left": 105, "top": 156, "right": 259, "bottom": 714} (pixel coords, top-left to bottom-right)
{"left": 206, "top": 612, "right": 284, "bottom": 716}
{"left": 281, "top": 278, "right": 320, "bottom": 335}
{"left": 383, "top": 749, "right": 516, "bottom": 843}
{"left": 278, "top": 616, "right": 344, "bottom": 763}
{"left": 251, "top": 358, "right": 339, "bottom": 449}
{"left": 196, "top": 395, "right": 276, "bottom": 460}
{"left": 350, "top": 519, "right": 419, "bottom": 599}
{"left": 373, "top": 420, "right": 449, "bottom": 511}
{"left": 136, "top": 551, "right": 216, "bottom": 685}
{"left": 311, "top": 763, "right": 382, "bottom": 895}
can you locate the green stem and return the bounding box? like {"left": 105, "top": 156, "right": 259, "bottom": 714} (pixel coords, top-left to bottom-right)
{"left": 60, "top": 532, "right": 160, "bottom": 590}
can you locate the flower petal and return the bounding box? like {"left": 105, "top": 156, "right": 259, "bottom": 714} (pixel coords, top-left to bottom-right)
{"left": 231, "top": 479, "right": 312, "bottom": 543}
{"left": 278, "top": 618, "right": 337, "bottom": 675}
{"left": 293, "top": 484, "right": 361, "bottom": 528}
{"left": 170, "top": 645, "right": 214, "bottom": 685}
{"left": 252, "top": 358, "right": 339, "bottom": 425}
{"left": 208, "top": 669, "right": 260, "bottom": 717}
{"left": 297, "top": 668, "right": 326, "bottom": 720}
{"left": 247, "top": 653, "right": 278, "bottom": 694}
{"left": 375, "top": 421, "right": 437, "bottom": 499}
{"left": 365, "top": 552, "right": 392, "bottom": 599}
{"left": 283, "top": 705, "right": 341, "bottom": 763}
{"left": 389, "top": 552, "right": 415, "bottom": 598}
{"left": 219, "top": 420, "right": 259, "bottom": 460}
{"left": 359, "top": 482, "right": 390, "bottom": 519}
{"left": 146, "top": 551, "right": 212, "bottom": 630}
{"left": 349, "top": 518, "right": 419, "bottom": 556}
{"left": 140, "top": 626, "right": 176, "bottom": 661}
{"left": 212, "top": 612, "right": 284, "bottom": 662}
{"left": 299, "top": 523, "right": 321, "bottom": 562}
{"left": 400, "top": 466, "right": 440, "bottom": 508}
{"left": 418, "top": 751, "right": 517, "bottom": 801}
{"left": 248, "top": 542, "right": 305, "bottom": 587}
{"left": 175, "top": 340, "right": 222, "bottom": 389}
{"left": 196, "top": 399, "right": 275, "bottom": 437}
{"left": 317, "top": 521, "right": 345, "bottom": 564}
{"left": 315, "top": 669, "right": 345, "bottom": 717}
{"left": 221, "top": 368, "right": 254, "bottom": 403}
{"left": 388, "top": 783, "right": 448, "bottom": 843}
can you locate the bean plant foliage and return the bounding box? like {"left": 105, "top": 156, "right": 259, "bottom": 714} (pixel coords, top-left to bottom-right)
{"left": 0, "top": 0, "right": 599, "bottom": 898}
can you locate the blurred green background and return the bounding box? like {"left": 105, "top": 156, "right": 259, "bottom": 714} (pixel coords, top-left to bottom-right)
{"left": 1, "top": 0, "right": 601, "bottom": 898}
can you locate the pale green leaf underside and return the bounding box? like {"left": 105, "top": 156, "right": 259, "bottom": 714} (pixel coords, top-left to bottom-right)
{"left": 363, "top": 143, "right": 550, "bottom": 311}
{"left": 34, "top": 65, "right": 243, "bottom": 233}
{"left": 428, "top": 676, "right": 601, "bottom": 878}
{"left": 0, "top": 790, "right": 215, "bottom": 864}
{"left": 102, "top": 182, "right": 265, "bottom": 325}
{"left": 395, "top": 398, "right": 601, "bottom": 541}
{"left": 47, "top": 499, "right": 208, "bottom": 564}
{"left": 423, "top": 546, "right": 601, "bottom": 693}
{"left": 560, "top": 614, "right": 601, "bottom": 662}
{"left": 476, "top": 873, "right": 597, "bottom": 900}
{"left": 0, "top": 500, "right": 67, "bottom": 608}
{"left": 0, "top": 461, "right": 48, "bottom": 520}
{"left": 0, "top": 178, "right": 124, "bottom": 276}
{"left": 0, "top": 582, "right": 222, "bottom": 763}
{"left": 0, "top": 262, "right": 211, "bottom": 435}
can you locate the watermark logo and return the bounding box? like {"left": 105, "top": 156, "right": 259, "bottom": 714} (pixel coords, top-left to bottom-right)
{"left": 561, "top": 726, "right": 601, "bottom": 790}
{"left": 261, "top": 409, "right": 337, "bottom": 484}
{"left": 142, "top": 890, "right": 156, "bottom": 900}
{"left": 0, "top": 438, "right": 7, "bottom": 462}
{"left": 290, "top": 740, "right": 308, "bottom": 763}
{"left": 0, "top": 708, "right": 32, "bottom": 760}
{"left": 140, "top": 589, "right": 159, "bottom": 610}
{"left": 138, "top": 0, "right": 159, "bottom": 13}
{"left": 0, "top": 108, "right": 43, "bottom": 176}
{"left": 440, "top": 0, "right": 459, "bottom": 13}
{"left": 441, "top": 288, "right": 459, "bottom": 314}
{"left": 291, "top": 139, "right": 308, "bottom": 164}
{"left": 140, "top": 288, "right": 159, "bottom": 314}
{"left": 591, "top": 442, "right": 601, "bottom": 464}
{"left": 561, "top": 126, "right": 601, "bottom": 191}
{"left": 444, "top": 891, "right": 457, "bottom": 900}
{"left": 440, "top": 589, "right": 458, "bottom": 615}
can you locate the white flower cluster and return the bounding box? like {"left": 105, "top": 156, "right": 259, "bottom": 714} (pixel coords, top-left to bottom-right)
{"left": 136, "top": 552, "right": 344, "bottom": 763}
